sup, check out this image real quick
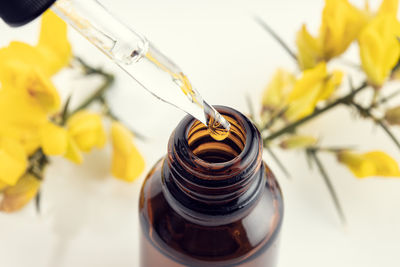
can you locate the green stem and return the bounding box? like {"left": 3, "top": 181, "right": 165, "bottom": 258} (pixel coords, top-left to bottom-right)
{"left": 254, "top": 17, "right": 297, "bottom": 61}
{"left": 262, "top": 106, "right": 288, "bottom": 130}
{"left": 371, "top": 89, "right": 400, "bottom": 108}
{"left": 74, "top": 57, "right": 108, "bottom": 76}
{"left": 264, "top": 81, "right": 368, "bottom": 142}
{"left": 27, "top": 149, "right": 47, "bottom": 214}
{"left": 309, "top": 150, "right": 346, "bottom": 224}
{"left": 246, "top": 94, "right": 256, "bottom": 121}
{"left": 376, "top": 119, "right": 400, "bottom": 151}
{"left": 69, "top": 73, "right": 114, "bottom": 116}
{"left": 35, "top": 191, "right": 41, "bottom": 214}
{"left": 61, "top": 94, "right": 72, "bottom": 125}
{"left": 351, "top": 102, "right": 400, "bottom": 152}
{"left": 264, "top": 145, "right": 291, "bottom": 179}
{"left": 27, "top": 149, "right": 48, "bottom": 181}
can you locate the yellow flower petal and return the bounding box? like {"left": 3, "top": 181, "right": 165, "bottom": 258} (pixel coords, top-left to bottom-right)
{"left": 37, "top": 10, "right": 72, "bottom": 75}
{"left": 0, "top": 137, "right": 27, "bottom": 186}
{"left": 296, "top": 25, "right": 321, "bottom": 70}
{"left": 0, "top": 42, "right": 47, "bottom": 80}
{"left": 24, "top": 68, "right": 61, "bottom": 113}
{"left": 111, "top": 122, "right": 133, "bottom": 156}
{"left": 40, "top": 122, "right": 68, "bottom": 156}
{"left": 111, "top": 122, "right": 145, "bottom": 182}
{"left": 0, "top": 63, "right": 59, "bottom": 154}
{"left": 0, "top": 59, "right": 60, "bottom": 112}
{"left": 377, "top": 0, "right": 399, "bottom": 17}
{"left": 285, "top": 63, "right": 342, "bottom": 121}
{"left": 295, "top": 0, "right": 368, "bottom": 68}
{"left": 0, "top": 11, "right": 68, "bottom": 158}
{"left": 359, "top": 15, "right": 400, "bottom": 87}
{"left": 64, "top": 137, "right": 83, "bottom": 164}
{"left": 0, "top": 11, "right": 70, "bottom": 78}
{"left": 318, "top": 70, "right": 343, "bottom": 101}
{"left": 0, "top": 173, "right": 40, "bottom": 213}
{"left": 287, "top": 63, "right": 327, "bottom": 100}
{"left": 0, "top": 181, "right": 8, "bottom": 191}
{"left": 319, "top": 0, "right": 369, "bottom": 60}
{"left": 337, "top": 150, "right": 400, "bottom": 178}
{"left": 67, "top": 111, "right": 106, "bottom": 152}
{"left": 9, "top": 61, "right": 60, "bottom": 112}
{"left": 262, "top": 69, "right": 296, "bottom": 112}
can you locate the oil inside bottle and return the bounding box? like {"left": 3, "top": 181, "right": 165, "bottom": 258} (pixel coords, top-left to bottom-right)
{"left": 203, "top": 102, "right": 230, "bottom": 141}
{"left": 173, "top": 73, "right": 231, "bottom": 141}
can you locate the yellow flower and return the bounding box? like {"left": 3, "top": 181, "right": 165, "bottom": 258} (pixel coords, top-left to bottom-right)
{"left": 262, "top": 69, "right": 296, "bottom": 112}
{"left": 377, "top": 0, "right": 399, "bottom": 17}
{"left": 0, "top": 11, "right": 71, "bottom": 78}
{"left": 0, "top": 173, "right": 40, "bottom": 212}
{"left": 279, "top": 135, "right": 318, "bottom": 149}
{"left": 285, "top": 63, "right": 343, "bottom": 121}
{"left": 40, "top": 113, "right": 105, "bottom": 165}
{"left": 40, "top": 122, "right": 69, "bottom": 155}
{"left": 37, "top": 11, "right": 72, "bottom": 76}
{"left": 0, "top": 80, "right": 47, "bottom": 154}
{"left": 67, "top": 111, "right": 106, "bottom": 152}
{"left": 319, "top": 0, "right": 368, "bottom": 60}
{"left": 0, "top": 137, "right": 27, "bottom": 186}
{"left": 0, "top": 61, "right": 61, "bottom": 155}
{"left": 0, "top": 11, "right": 71, "bottom": 155}
{"left": 64, "top": 137, "right": 83, "bottom": 164}
{"left": 1, "top": 60, "right": 61, "bottom": 112}
{"left": 337, "top": 150, "right": 400, "bottom": 178}
{"left": 111, "top": 122, "right": 145, "bottom": 182}
{"left": 359, "top": 15, "right": 400, "bottom": 87}
{"left": 0, "top": 11, "right": 70, "bottom": 80}
{"left": 296, "top": 0, "right": 368, "bottom": 69}
{"left": 296, "top": 25, "right": 321, "bottom": 70}
{"left": 39, "top": 121, "right": 83, "bottom": 164}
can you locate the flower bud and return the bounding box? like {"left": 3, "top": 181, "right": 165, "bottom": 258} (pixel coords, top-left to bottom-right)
{"left": 384, "top": 106, "right": 400, "bottom": 125}
{"left": 279, "top": 135, "right": 317, "bottom": 149}
{"left": 337, "top": 150, "right": 400, "bottom": 178}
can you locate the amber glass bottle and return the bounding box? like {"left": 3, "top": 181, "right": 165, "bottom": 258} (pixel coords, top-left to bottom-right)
{"left": 139, "top": 106, "right": 283, "bottom": 267}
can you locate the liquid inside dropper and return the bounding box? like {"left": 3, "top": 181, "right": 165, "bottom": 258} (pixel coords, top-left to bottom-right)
{"left": 146, "top": 49, "right": 231, "bottom": 141}
{"left": 173, "top": 72, "right": 230, "bottom": 141}
{"left": 52, "top": 0, "right": 231, "bottom": 141}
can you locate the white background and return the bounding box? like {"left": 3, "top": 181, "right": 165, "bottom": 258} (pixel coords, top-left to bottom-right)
{"left": 0, "top": 0, "right": 399, "bottom": 266}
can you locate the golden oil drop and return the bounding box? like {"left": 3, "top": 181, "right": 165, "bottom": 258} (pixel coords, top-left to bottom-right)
{"left": 206, "top": 111, "right": 230, "bottom": 141}
{"left": 173, "top": 72, "right": 231, "bottom": 142}
{"left": 204, "top": 103, "right": 230, "bottom": 141}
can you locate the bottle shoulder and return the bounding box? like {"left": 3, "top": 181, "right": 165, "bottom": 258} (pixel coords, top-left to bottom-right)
{"left": 139, "top": 158, "right": 283, "bottom": 265}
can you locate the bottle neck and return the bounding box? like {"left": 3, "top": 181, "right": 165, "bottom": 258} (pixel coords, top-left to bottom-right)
{"left": 162, "top": 106, "right": 265, "bottom": 226}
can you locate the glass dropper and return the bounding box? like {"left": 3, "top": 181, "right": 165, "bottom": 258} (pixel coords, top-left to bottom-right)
{"left": 51, "top": 0, "right": 230, "bottom": 140}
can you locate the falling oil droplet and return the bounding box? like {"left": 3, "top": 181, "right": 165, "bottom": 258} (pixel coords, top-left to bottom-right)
{"left": 172, "top": 72, "right": 231, "bottom": 142}
{"left": 204, "top": 103, "right": 230, "bottom": 141}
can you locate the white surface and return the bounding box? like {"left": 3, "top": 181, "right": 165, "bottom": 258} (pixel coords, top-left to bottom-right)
{"left": 0, "top": 0, "right": 400, "bottom": 267}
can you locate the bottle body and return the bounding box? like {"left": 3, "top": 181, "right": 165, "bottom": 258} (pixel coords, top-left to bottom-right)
{"left": 139, "top": 106, "right": 283, "bottom": 267}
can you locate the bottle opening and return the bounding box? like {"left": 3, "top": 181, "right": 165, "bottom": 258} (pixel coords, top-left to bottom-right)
{"left": 187, "top": 115, "right": 246, "bottom": 164}
{"left": 165, "top": 106, "right": 264, "bottom": 219}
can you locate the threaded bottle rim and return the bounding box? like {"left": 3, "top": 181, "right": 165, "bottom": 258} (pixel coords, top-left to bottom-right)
{"left": 163, "top": 106, "right": 265, "bottom": 225}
